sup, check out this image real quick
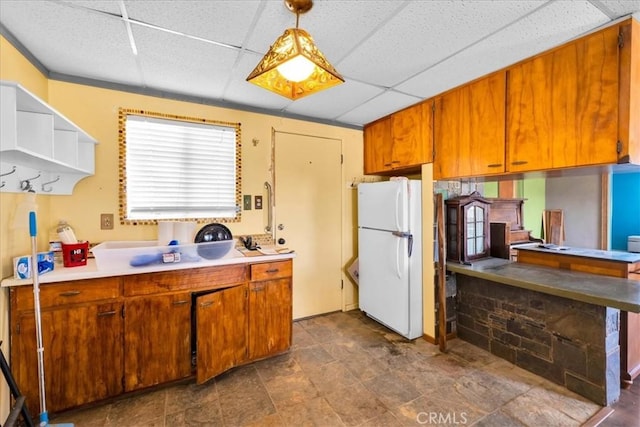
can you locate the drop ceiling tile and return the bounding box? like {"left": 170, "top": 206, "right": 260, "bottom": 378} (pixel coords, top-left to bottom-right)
{"left": 336, "top": 91, "right": 421, "bottom": 126}
{"left": 0, "top": 0, "right": 141, "bottom": 85}
{"left": 591, "top": 0, "right": 640, "bottom": 18}
{"left": 337, "top": 0, "right": 547, "bottom": 88}
{"left": 396, "top": 0, "right": 610, "bottom": 98}
{"left": 124, "top": 0, "right": 261, "bottom": 48}
{"left": 133, "top": 25, "right": 239, "bottom": 99}
{"left": 284, "top": 80, "right": 386, "bottom": 121}
{"left": 61, "top": 0, "right": 122, "bottom": 15}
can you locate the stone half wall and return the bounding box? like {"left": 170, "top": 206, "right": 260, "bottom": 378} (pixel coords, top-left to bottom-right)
{"left": 454, "top": 274, "right": 620, "bottom": 406}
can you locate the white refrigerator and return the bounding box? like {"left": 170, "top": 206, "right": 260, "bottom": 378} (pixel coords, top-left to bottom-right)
{"left": 357, "top": 179, "right": 422, "bottom": 339}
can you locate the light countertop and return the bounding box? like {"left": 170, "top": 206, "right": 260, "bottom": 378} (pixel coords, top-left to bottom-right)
{"left": 1, "top": 248, "right": 295, "bottom": 288}
{"left": 447, "top": 258, "right": 640, "bottom": 313}
{"left": 515, "top": 243, "right": 640, "bottom": 264}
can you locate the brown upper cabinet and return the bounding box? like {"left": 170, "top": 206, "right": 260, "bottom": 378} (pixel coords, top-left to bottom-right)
{"left": 363, "top": 100, "right": 433, "bottom": 175}
{"left": 363, "top": 18, "right": 639, "bottom": 178}
{"left": 507, "top": 24, "right": 622, "bottom": 172}
{"left": 434, "top": 72, "right": 506, "bottom": 180}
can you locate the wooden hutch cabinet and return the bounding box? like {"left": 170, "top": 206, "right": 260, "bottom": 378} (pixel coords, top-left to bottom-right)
{"left": 445, "top": 192, "right": 492, "bottom": 263}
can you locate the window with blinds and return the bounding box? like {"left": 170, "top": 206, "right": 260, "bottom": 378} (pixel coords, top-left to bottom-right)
{"left": 119, "top": 109, "right": 241, "bottom": 224}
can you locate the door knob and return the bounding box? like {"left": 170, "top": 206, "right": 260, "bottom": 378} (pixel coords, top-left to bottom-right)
{"left": 278, "top": 224, "right": 285, "bottom": 230}
{"left": 278, "top": 238, "right": 286, "bottom": 245}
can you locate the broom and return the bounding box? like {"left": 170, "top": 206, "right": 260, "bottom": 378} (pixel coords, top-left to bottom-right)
{"left": 29, "top": 211, "right": 73, "bottom": 427}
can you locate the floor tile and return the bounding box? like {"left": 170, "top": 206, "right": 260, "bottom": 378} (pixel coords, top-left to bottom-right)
{"left": 305, "top": 360, "right": 360, "bottom": 395}
{"left": 292, "top": 344, "right": 335, "bottom": 370}
{"left": 263, "top": 371, "right": 320, "bottom": 410}
{"left": 104, "top": 389, "right": 166, "bottom": 427}
{"left": 164, "top": 380, "right": 219, "bottom": 416}
{"left": 277, "top": 396, "right": 344, "bottom": 426}
{"left": 473, "top": 409, "right": 527, "bottom": 426}
{"left": 254, "top": 352, "right": 303, "bottom": 383}
{"left": 324, "top": 382, "right": 388, "bottom": 426}
{"left": 362, "top": 371, "right": 421, "bottom": 408}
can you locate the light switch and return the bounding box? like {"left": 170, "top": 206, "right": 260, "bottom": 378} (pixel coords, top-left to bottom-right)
{"left": 243, "top": 195, "right": 252, "bottom": 210}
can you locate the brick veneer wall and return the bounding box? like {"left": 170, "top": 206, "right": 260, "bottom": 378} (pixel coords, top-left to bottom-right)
{"left": 455, "top": 274, "right": 620, "bottom": 406}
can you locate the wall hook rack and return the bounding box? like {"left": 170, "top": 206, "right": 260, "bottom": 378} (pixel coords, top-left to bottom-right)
{"left": 0, "top": 166, "right": 17, "bottom": 189}
{"left": 41, "top": 175, "right": 61, "bottom": 193}
{"left": 0, "top": 166, "right": 17, "bottom": 178}
{"left": 20, "top": 172, "right": 41, "bottom": 193}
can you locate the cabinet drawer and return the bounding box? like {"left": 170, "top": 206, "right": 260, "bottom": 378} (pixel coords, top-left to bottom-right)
{"left": 250, "top": 260, "right": 292, "bottom": 281}
{"left": 124, "top": 264, "right": 248, "bottom": 296}
{"left": 13, "top": 277, "right": 122, "bottom": 310}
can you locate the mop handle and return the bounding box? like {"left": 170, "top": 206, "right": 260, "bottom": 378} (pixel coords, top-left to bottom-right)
{"left": 29, "top": 211, "right": 49, "bottom": 424}
{"left": 29, "top": 211, "right": 36, "bottom": 237}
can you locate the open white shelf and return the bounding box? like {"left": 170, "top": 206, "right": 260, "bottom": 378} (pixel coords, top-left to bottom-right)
{"left": 0, "top": 81, "right": 98, "bottom": 194}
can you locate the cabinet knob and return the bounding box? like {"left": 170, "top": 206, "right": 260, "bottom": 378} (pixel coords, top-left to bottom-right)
{"left": 511, "top": 160, "right": 528, "bottom": 166}
{"left": 487, "top": 163, "right": 502, "bottom": 168}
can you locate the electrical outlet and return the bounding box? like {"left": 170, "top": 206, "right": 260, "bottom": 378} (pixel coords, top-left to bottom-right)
{"left": 100, "top": 213, "right": 114, "bottom": 230}
{"left": 243, "top": 195, "right": 252, "bottom": 210}
{"left": 255, "top": 195, "right": 263, "bottom": 210}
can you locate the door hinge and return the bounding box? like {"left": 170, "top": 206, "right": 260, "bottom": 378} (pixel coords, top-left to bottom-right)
{"left": 121, "top": 376, "right": 125, "bottom": 389}
{"left": 341, "top": 154, "right": 344, "bottom": 165}
{"left": 121, "top": 305, "right": 125, "bottom": 318}
{"left": 341, "top": 279, "right": 344, "bottom": 290}
{"left": 617, "top": 140, "right": 623, "bottom": 154}
{"left": 16, "top": 323, "right": 20, "bottom": 335}
{"left": 618, "top": 31, "right": 624, "bottom": 48}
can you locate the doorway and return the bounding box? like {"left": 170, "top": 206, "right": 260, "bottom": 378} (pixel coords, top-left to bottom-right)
{"left": 274, "top": 131, "right": 342, "bottom": 319}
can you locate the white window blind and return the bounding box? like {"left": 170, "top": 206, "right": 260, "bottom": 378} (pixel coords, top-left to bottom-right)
{"left": 125, "top": 114, "right": 238, "bottom": 220}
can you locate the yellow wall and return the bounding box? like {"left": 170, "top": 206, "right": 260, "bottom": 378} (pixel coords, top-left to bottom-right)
{"left": 0, "top": 35, "right": 363, "bottom": 419}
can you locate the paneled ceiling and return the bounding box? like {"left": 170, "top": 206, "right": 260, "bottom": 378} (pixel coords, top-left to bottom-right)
{"left": 1, "top": 0, "right": 639, "bottom": 129}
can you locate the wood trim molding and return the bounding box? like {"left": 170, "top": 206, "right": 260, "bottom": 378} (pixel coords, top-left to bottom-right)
{"left": 601, "top": 173, "right": 610, "bottom": 250}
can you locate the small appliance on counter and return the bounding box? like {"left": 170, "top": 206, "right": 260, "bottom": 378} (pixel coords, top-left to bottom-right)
{"left": 194, "top": 223, "right": 234, "bottom": 259}
{"left": 629, "top": 236, "right": 640, "bottom": 253}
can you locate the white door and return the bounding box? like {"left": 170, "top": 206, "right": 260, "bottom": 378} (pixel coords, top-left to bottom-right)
{"left": 274, "top": 131, "right": 342, "bottom": 319}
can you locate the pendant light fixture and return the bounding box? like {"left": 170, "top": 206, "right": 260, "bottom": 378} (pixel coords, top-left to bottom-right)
{"left": 246, "top": 0, "right": 344, "bottom": 100}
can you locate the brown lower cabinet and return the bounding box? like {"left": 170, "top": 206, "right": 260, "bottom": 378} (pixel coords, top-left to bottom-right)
{"left": 9, "top": 260, "right": 293, "bottom": 414}
{"left": 195, "top": 284, "right": 248, "bottom": 384}
{"left": 249, "top": 261, "right": 293, "bottom": 360}
{"left": 124, "top": 291, "right": 192, "bottom": 391}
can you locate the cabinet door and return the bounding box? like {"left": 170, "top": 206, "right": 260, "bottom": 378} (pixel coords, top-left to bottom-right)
{"left": 391, "top": 101, "right": 433, "bottom": 168}
{"left": 363, "top": 117, "right": 392, "bottom": 174}
{"left": 13, "top": 302, "right": 123, "bottom": 413}
{"left": 434, "top": 72, "right": 506, "bottom": 179}
{"left": 124, "top": 292, "right": 191, "bottom": 391}
{"left": 507, "top": 25, "right": 619, "bottom": 172}
{"left": 249, "top": 278, "right": 292, "bottom": 360}
{"left": 195, "top": 285, "right": 248, "bottom": 384}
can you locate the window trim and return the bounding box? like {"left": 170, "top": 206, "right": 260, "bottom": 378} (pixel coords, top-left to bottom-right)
{"left": 118, "top": 108, "right": 242, "bottom": 225}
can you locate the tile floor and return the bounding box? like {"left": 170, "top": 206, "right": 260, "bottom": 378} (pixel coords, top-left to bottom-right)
{"left": 51, "top": 310, "right": 604, "bottom": 426}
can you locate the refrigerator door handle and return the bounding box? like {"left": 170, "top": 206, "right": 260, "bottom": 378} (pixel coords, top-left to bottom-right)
{"left": 392, "top": 231, "right": 413, "bottom": 257}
